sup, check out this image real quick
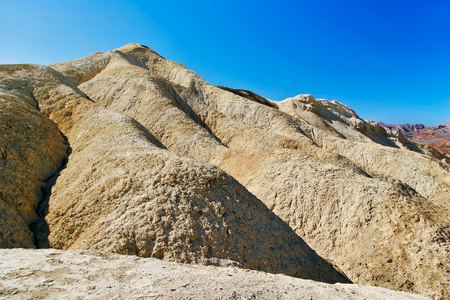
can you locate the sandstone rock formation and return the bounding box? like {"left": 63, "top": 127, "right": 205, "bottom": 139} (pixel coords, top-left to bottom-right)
{"left": 1, "top": 43, "right": 449, "bottom": 299}
{"left": 0, "top": 52, "right": 348, "bottom": 284}
{"left": 0, "top": 248, "right": 427, "bottom": 300}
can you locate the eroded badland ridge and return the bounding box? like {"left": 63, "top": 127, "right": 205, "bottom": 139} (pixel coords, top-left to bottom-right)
{"left": 1, "top": 43, "right": 449, "bottom": 299}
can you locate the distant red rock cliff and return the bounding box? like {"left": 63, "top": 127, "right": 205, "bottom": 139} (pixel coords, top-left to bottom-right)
{"left": 379, "top": 122, "right": 450, "bottom": 157}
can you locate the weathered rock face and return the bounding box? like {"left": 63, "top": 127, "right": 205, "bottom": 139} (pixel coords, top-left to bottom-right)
{"left": 1, "top": 43, "right": 449, "bottom": 298}
{"left": 0, "top": 65, "right": 69, "bottom": 248}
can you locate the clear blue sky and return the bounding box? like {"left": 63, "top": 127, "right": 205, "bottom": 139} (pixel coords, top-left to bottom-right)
{"left": 1, "top": 0, "right": 449, "bottom": 125}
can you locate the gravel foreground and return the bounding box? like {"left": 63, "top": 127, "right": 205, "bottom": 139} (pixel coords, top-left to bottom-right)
{"left": 0, "top": 249, "right": 428, "bottom": 299}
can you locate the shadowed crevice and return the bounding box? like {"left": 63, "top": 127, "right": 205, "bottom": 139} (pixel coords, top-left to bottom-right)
{"left": 216, "top": 86, "right": 278, "bottom": 109}
{"left": 29, "top": 136, "right": 71, "bottom": 248}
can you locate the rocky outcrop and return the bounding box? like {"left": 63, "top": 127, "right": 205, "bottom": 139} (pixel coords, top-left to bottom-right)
{"left": 1, "top": 43, "right": 449, "bottom": 298}
{"left": 0, "top": 248, "right": 427, "bottom": 300}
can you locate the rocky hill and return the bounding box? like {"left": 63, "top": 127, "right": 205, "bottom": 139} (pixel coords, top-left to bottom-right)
{"left": 1, "top": 43, "right": 449, "bottom": 299}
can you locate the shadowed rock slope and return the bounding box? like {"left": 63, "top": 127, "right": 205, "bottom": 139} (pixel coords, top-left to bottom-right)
{"left": 1, "top": 43, "right": 449, "bottom": 298}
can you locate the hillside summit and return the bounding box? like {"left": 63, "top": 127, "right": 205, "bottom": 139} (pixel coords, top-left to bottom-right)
{"left": 1, "top": 43, "right": 449, "bottom": 299}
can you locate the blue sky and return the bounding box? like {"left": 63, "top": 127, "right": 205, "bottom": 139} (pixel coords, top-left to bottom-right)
{"left": 1, "top": 0, "right": 449, "bottom": 125}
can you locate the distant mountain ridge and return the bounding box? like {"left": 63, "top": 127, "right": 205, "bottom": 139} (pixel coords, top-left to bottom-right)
{"left": 378, "top": 122, "right": 450, "bottom": 157}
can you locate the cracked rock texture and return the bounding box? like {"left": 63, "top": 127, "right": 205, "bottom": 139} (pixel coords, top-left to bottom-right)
{"left": 1, "top": 43, "right": 449, "bottom": 298}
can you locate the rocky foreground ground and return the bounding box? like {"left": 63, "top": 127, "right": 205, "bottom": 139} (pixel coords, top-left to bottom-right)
{"left": 0, "top": 249, "right": 428, "bottom": 300}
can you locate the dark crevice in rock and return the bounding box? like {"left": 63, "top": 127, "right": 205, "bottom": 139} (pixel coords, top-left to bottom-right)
{"left": 216, "top": 86, "right": 278, "bottom": 109}
{"left": 30, "top": 91, "right": 40, "bottom": 111}
{"left": 29, "top": 137, "right": 71, "bottom": 248}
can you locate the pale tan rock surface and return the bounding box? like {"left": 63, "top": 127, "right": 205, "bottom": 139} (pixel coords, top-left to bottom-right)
{"left": 1, "top": 43, "right": 449, "bottom": 298}
{"left": 45, "top": 106, "right": 346, "bottom": 282}
{"left": 0, "top": 248, "right": 429, "bottom": 300}
{"left": 0, "top": 65, "right": 69, "bottom": 248}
